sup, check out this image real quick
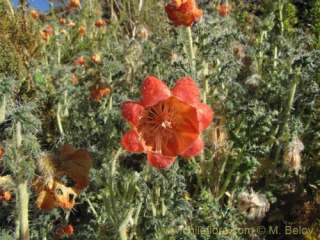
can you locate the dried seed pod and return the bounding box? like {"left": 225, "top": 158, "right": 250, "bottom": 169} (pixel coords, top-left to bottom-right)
{"left": 245, "top": 74, "right": 261, "bottom": 89}
{"left": 283, "top": 136, "right": 304, "bottom": 174}
{"left": 211, "top": 117, "right": 228, "bottom": 149}
{"left": 231, "top": 41, "right": 246, "bottom": 60}
{"left": 237, "top": 190, "right": 270, "bottom": 221}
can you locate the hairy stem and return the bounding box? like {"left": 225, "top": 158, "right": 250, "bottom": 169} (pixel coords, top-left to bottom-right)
{"left": 274, "top": 69, "right": 301, "bottom": 164}
{"left": 15, "top": 122, "right": 30, "bottom": 240}
{"left": 187, "top": 27, "right": 196, "bottom": 79}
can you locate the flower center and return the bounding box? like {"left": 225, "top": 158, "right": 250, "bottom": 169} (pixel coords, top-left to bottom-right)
{"left": 137, "top": 96, "right": 199, "bottom": 156}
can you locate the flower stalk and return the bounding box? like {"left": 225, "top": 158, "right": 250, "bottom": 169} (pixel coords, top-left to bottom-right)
{"left": 15, "top": 122, "right": 30, "bottom": 240}
{"left": 0, "top": 95, "right": 6, "bottom": 124}
{"left": 57, "top": 103, "right": 64, "bottom": 136}
{"left": 187, "top": 27, "right": 196, "bottom": 79}
{"left": 274, "top": 68, "right": 301, "bottom": 164}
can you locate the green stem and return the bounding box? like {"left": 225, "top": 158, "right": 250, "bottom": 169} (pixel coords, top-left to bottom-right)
{"left": 4, "top": 0, "right": 15, "bottom": 17}
{"left": 274, "top": 69, "right": 300, "bottom": 164}
{"left": 17, "top": 181, "right": 29, "bottom": 240}
{"left": 186, "top": 27, "right": 196, "bottom": 79}
{"left": 57, "top": 103, "right": 64, "bottom": 136}
{"left": 0, "top": 95, "right": 6, "bottom": 124}
{"left": 279, "top": 0, "right": 284, "bottom": 35}
{"left": 216, "top": 152, "right": 242, "bottom": 201}
{"left": 15, "top": 122, "right": 30, "bottom": 240}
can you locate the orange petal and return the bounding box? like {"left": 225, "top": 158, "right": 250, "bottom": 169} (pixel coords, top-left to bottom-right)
{"left": 147, "top": 152, "right": 176, "bottom": 169}
{"left": 59, "top": 147, "right": 92, "bottom": 190}
{"left": 180, "top": 138, "right": 204, "bottom": 157}
{"left": 197, "top": 103, "right": 214, "bottom": 131}
{"left": 121, "top": 130, "right": 145, "bottom": 153}
{"left": 162, "top": 97, "right": 200, "bottom": 155}
{"left": 122, "top": 101, "right": 144, "bottom": 126}
{"left": 36, "top": 190, "right": 55, "bottom": 211}
{"left": 140, "top": 76, "right": 171, "bottom": 107}
{"left": 172, "top": 76, "right": 200, "bottom": 104}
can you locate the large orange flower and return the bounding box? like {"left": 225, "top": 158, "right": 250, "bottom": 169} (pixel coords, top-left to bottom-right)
{"left": 121, "top": 76, "right": 213, "bottom": 169}
{"left": 165, "top": 0, "right": 203, "bottom": 27}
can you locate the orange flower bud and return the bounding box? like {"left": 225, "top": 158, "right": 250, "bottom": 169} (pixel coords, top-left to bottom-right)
{"left": 95, "top": 19, "right": 106, "bottom": 28}
{"left": 40, "top": 25, "right": 54, "bottom": 41}
{"left": 217, "top": 3, "right": 231, "bottom": 17}
{"left": 59, "top": 18, "right": 66, "bottom": 25}
{"left": 90, "top": 86, "right": 111, "bottom": 102}
{"left": 78, "top": 26, "right": 86, "bottom": 36}
{"left": 68, "top": 0, "right": 80, "bottom": 8}
{"left": 55, "top": 224, "right": 74, "bottom": 238}
{"left": 0, "top": 147, "right": 4, "bottom": 159}
{"left": 30, "top": 10, "right": 39, "bottom": 20}
{"left": 91, "top": 54, "right": 101, "bottom": 64}
{"left": 0, "top": 191, "right": 12, "bottom": 201}
{"left": 74, "top": 56, "right": 85, "bottom": 66}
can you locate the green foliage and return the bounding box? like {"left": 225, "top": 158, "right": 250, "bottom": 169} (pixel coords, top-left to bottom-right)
{"left": 0, "top": 0, "right": 319, "bottom": 239}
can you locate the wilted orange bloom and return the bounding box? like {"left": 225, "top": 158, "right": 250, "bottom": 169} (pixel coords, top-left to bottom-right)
{"left": 165, "top": 0, "right": 203, "bottom": 27}
{"left": 67, "top": 20, "right": 76, "bottom": 27}
{"left": 30, "top": 10, "right": 39, "bottom": 19}
{"left": 90, "top": 86, "right": 111, "bottom": 102}
{"left": 59, "top": 18, "right": 66, "bottom": 25}
{"left": 0, "top": 190, "right": 12, "bottom": 201}
{"left": 78, "top": 26, "right": 86, "bottom": 36}
{"left": 91, "top": 54, "right": 101, "bottom": 64}
{"left": 217, "top": 3, "right": 231, "bottom": 17}
{"left": 121, "top": 76, "right": 213, "bottom": 169}
{"left": 68, "top": 0, "right": 80, "bottom": 8}
{"left": 74, "top": 56, "right": 85, "bottom": 66}
{"left": 55, "top": 224, "right": 74, "bottom": 239}
{"left": 40, "top": 25, "right": 54, "bottom": 41}
{"left": 34, "top": 178, "right": 77, "bottom": 211}
{"left": 95, "top": 19, "right": 106, "bottom": 28}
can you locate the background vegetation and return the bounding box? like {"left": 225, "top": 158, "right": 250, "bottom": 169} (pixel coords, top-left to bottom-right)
{"left": 0, "top": 0, "right": 319, "bottom": 239}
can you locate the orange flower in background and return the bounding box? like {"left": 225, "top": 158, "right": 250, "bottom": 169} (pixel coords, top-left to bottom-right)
{"left": 40, "top": 25, "right": 54, "bottom": 41}
{"left": 74, "top": 56, "right": 85, "bottom": 66}
{"left": 95, "top": 19, "right": 106, "bottom": 28}
{"left": 121, "top": 76, "right": 213, "bottom": 169}
{"left": 30, "top": 10, "right": 39, "bottom": 19}
{"left": 0, "top": 147, "right": 4, "bottom": 159}
{"left": 91, "top": 54, "right": 101, "bottom": 64}
{"left": 68, "top": 0, "right": 80, "bottom": 9}
{"left": 165, "top": 0, "right": 203, "bottom": 27}
{"left": 54, "top": 224, "right": 74, "bottom": 239}
{"left": 78, "top": 26, "right": 86, "bottom": 36}
{"left": 0, "top": 190, "right": 12, "bottom": 201}
{"left": 59, "top": 18, "right": 66, "bottom": 25}
{"left": 217, "top": 3, "right": 231, "bottom": 17}
{"left": 90, "top": 86, "right": 111, "bottom": 102}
